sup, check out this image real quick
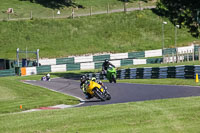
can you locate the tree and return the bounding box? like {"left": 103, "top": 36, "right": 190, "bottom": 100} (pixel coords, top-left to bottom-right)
{"left": 156, "top": 0, "right": 200, "bottom": 37}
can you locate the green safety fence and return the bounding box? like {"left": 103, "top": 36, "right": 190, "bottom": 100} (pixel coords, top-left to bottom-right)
{"left": 95, "top": 62, "right": 102, "bottom": 69}
{"left": 56, "top": 57, "right": 74, "bottom": 65}
{"left": 37, "top": 65, "right": 51, "bottom": 74}
{"left": 67, "top": 63, "right": 80, "bottom": 71}
{"left": 163, "top": 48, "right": 176, "bottom": 55}
{"left": 120, "top": 59, "right": 133, "bottom": 66}
{"left": 147, "top": 58, "right": 162, "bottom": 64}
{"left": 0, "top": 69, "right": 15, "bottom": 77}
{"left": 93, "top": 55, "right": 110, "bottom": 62}
{"left": 128, "top": 51, "right": 145, "bottom": 59}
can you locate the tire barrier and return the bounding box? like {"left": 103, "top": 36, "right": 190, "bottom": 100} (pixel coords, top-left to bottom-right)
{"left": 86, "top": 65, "right": 199, "bottom": 80}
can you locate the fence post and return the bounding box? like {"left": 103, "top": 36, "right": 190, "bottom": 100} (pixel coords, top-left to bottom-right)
{"left": 8, "top": 13, "right": 10, "bottom": 20}
{"left": 139, "top": 1, "right": 142, "bottom": 10}
{"left": 192, "top": 49, "right": 195, "bottom": 61}
{"left": 52, "top": 10, "right": 54, "bottom": 19}
{"left": 124, "top": 2, "right": 127, "bottom": 13}
{"left": 199, "top": 48, "right": 200, "bottom": 61}
{"left": 72, "top": 8, "right": 74, "bottom": 19}
{"left": 30, "top": 11, "right": 32, "bottom": 19}
{"left": 172, "top": 53, "right": 174, "bottom": 63}
{"left": 187, "top": 50, "right": 189, "bottom": 62}
{"left": 90, "top": 6, "right": 92, "bottom": 16}
{"left": 107, "top": 3, "right": 110, "bottom": 14}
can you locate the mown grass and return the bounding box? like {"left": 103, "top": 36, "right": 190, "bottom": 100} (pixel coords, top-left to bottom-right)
{"left": 0, "top": 75, "right": 79, "bottom": 114}
{"left": 0, "top": 0, "right": 155, "bottom": 19}
{"left": 0, "top": 10, "right": 198, "bottom": 59}
{"left": 1, "top": 96, "right": 200, "bottom": 132}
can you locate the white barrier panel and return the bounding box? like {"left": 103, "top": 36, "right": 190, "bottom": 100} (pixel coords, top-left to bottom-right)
{"left": 110, "top": 53, "right": 128, "bottom": 60}
{"left": 26, "top": 67, "right": 37, "bottom": 76}
{"left": 51, "top": 64, "right": 66, "bottom": 72}
{"left": 177, "top": 45, "right": 194, "bottom": 53}
{"left": 80, "top": 62, "right": 95, "bottom": 70}
{"left": 133, "top": 59, "right": 147, "bottom": 65}
{"left": 110, "top": 60, "right": 121, "bottom": 67}
{"left": 39, "top": 59, "right": 56, "bottom": 65}
{"left": 145, "top": 49, "right": 162, "bottom": 57}
{"left": 74, "top": 56, "right": 93, "bottom": 63}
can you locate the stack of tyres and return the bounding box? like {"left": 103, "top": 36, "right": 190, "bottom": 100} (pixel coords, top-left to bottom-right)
{"left": 136, "top": 68, "right": 144, "bottom": 79}
{"left": 159, "top": 67, "right": 168, "bottom": 79}
{"left": 167, "top": 67, "right": 176, "bottom": 78}
{"left": 143, "top": 67, "right": 152, "bottom": 79}
{"left": 125, "top": 69, "right": 131, "bottom": 79}
{"left": 129, "top": 68, "right": 137, "bottom": 79}
{"left": 175, "top": 65, "right": 185, "bottom": 79}
{"left": 151, "top": 67, "right": 160, "bottom": 79}
{"left": 119, "top": 69, "right": 126, "bottom": 79}
{"left": 184, "top": 65, "right": 195, "bottom": 79}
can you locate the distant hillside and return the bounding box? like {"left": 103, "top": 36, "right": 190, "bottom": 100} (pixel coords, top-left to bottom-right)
{"left": 0, "top": 10, "right": 198, "bottom": 59}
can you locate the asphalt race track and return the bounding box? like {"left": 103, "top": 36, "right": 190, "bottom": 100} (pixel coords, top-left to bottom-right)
{"left": 25, "top": 78, "right": 200, "bottom": 107}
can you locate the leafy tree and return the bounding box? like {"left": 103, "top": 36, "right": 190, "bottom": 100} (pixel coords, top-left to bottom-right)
{"left": 156, "top": 0, "right": 200, "bottom": 37}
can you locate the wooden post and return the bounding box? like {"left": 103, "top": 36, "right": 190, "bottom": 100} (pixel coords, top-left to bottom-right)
{"left": 8, "top": 13, "right": 10, "bottom": 20}
{"left": 192, "top": 49, "right": 195, "bottom": 61}
{"left": 139, "top": 1, "right": 142, "bottom": 10}
{"left": 52, "top": 10, "right": 54, "bottom": 19}
{"left": 187, "top": 50, "right": 189, "bottom": 62}
{"left": 124, "top": 2, "right": 127, "bottom": 13}
{"left": 90, "top": 6, "right": 92, "bottom": 16}
{"left": 107, "top": 3, "right": 109, "bottom": 14}
{"left": 30, "top": 11, "right": 32, "bottom": 19}
{"left": 72, "top": 8, "right": 74, "bottom": 19}
{"left": 181, "top": 51, "right": 184, "bottom": 62}
{"left": 172, "top": 53, "right": 174, "bottom": 63}
{"left": 199, "top": 48, "right": 200, "bottom": 61}
{"left": 167, "top": 54, "right": 170, "bottom": 63}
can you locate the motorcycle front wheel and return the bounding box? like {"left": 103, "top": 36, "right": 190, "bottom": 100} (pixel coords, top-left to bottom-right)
{"left": 93, "top": 88, "right": 106, "bottom": 101}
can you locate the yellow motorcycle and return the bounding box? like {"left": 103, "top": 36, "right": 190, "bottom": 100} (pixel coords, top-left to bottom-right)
{"left": 85, "top": 80, "right": 111, "bottom": 101}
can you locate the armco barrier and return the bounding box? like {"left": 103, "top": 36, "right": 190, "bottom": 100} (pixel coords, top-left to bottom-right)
{"left": 0, "top": 69, "right": 15, "bottom": 77}
{"left": 37, "top": 65, "right": 51, "bottom": 74}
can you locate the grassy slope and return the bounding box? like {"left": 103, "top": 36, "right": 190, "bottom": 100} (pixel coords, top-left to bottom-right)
{"left": 0, "top": 10, "right": 198, "bottom": 59}
{"left": 0, "top": 0, "right": 155, "bottom": 19}
{"left": 0, "top": 75, "right": 79, "bottom": 114}
{"left": 1, "top": 97, "right": 200, "bottom": 132}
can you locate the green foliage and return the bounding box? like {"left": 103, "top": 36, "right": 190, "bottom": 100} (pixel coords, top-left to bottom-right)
{"left": 155, "top": 0, "right": 200, "bottom": 37}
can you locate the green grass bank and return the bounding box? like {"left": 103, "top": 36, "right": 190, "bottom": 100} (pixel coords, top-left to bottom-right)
{"left": 0, "top": 10, "right": 198, "bottom": 59}
{"left": 1, "top": 96, "right": 200, "bottom": 132}
{"left": 0, "top": 75, "right": 79, "bottom": 114}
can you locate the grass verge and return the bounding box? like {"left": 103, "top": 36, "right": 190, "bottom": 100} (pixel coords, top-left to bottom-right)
{"left": 0, "top": 75, "right": 79, "bottom": 114}
{"left": 0, "top": 96, "right": 200, "bottom": 132}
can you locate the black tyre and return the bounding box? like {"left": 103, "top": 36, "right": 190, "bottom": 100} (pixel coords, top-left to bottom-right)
{"left": 93, "top": 88, "right": 106, "bottom": 101}
{"left": 112, "top": 75, "right": 116, "bottom": 83}
{"left": 106, "top": 93, "right": 111, "bottom": 100}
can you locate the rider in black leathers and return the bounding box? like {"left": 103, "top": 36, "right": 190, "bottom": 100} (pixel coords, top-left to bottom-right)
{"left": 102, "top": 59, "right": 115, "bottom": 75}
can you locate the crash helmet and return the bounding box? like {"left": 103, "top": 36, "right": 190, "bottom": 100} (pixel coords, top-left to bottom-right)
{"left": 46, "top": 73, "right": 50, "bottom": 77}
{"left": 80, "top": 75, "right": 86, "bottom": 83}
{"left": 104, "top": 59, "right": 109, "bottom": 63}
{"left": 91, "top": 77, "right": 96, "bottom": 82}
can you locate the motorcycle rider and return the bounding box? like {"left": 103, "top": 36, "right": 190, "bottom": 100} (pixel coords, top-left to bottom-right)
{"left": 80, "top": 75, "right": 92, "bottom": 99}
{"left": 102, "top": 59, "right": 115, "bottom": 76}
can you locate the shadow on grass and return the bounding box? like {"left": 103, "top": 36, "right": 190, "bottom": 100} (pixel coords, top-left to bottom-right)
{"left": 19, "top": 0, "right": 85, "bottom": 9}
